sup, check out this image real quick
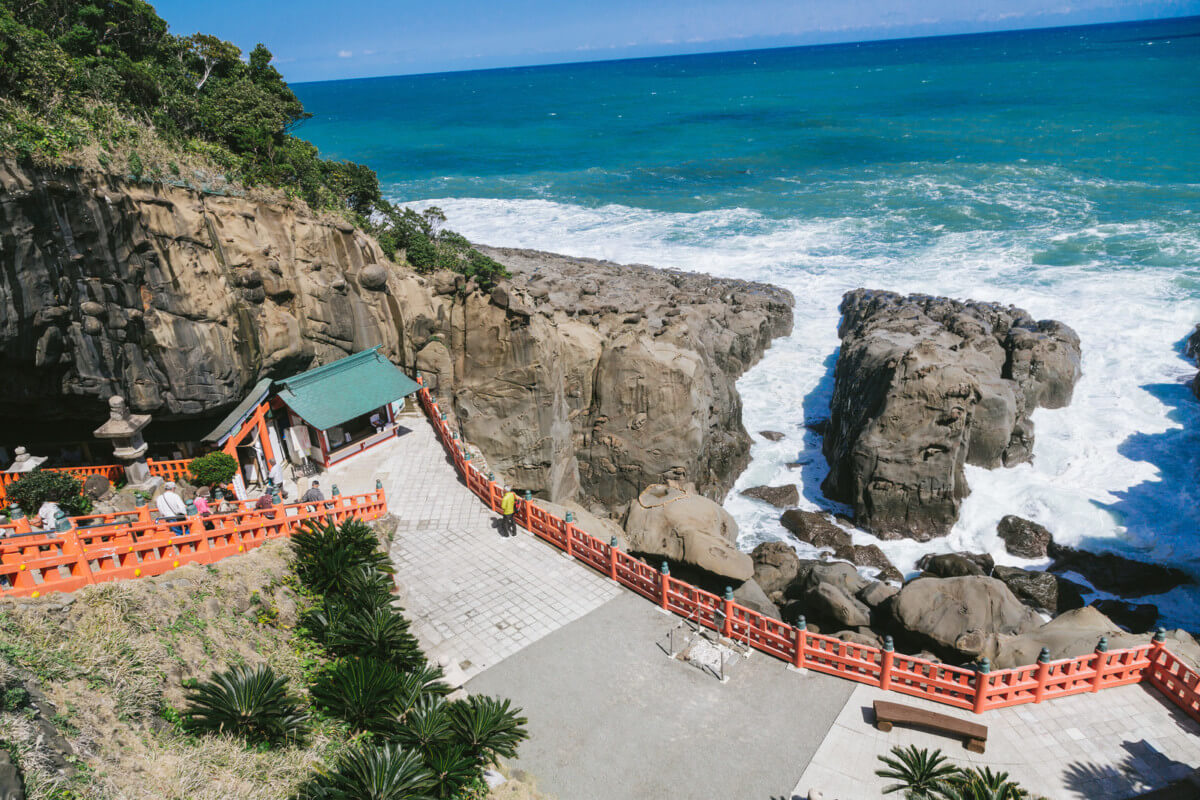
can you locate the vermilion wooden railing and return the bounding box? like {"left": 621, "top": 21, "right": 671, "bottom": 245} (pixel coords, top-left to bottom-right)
{"left": 417, "top": 383, "right": 1200, "bottom": 722}
{"left": 0, "top": 490, "right": 387, "bottom": 598}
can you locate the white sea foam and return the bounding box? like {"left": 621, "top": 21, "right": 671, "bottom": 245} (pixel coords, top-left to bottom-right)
{"left": 408, "top": 194, "right": 1200, "bottom": 628}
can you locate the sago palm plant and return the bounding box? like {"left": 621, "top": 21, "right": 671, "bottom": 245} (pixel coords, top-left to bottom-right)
{"left": 293, "top": 742, "right": 435, "bottom": 800}
{"left": 945, "top": 767, "right": 1030, "bottom": 800}
{"left": 394, "top": 696, "right": 453, "bottom": 757}
{"left": 396, "top": 663, "right": 451, "bottom": 721}
{"left": 310, "top": 656, "right": 405, "bottom": 735}
{"left": 183, "top": 664, "right": 308, "bottom": 745}
{"left": 423, "top": 743, "right": 478, "bottom": 800}
{"left": 330, "top": 606, "right": 425, "bottom": 670}
{"left": 875, "top": 745, "right": 962, "bottom": 798}
{"left": 449, "top": 695, "right": 529, "bottom": 765}
{"left": 292, "top": 518, "right": 393, "bottom": 596}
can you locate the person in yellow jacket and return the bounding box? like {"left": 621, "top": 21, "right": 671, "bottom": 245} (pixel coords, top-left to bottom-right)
{"left": 500, "top": 487, "right": 518, "bottom": 538}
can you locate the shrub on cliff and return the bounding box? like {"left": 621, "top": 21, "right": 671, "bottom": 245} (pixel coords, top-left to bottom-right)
{"left": 188, "top": 451, "right": 239, "bottom": 487}
{"left": 5, "top": 469, "right": 89, "bottom": 516}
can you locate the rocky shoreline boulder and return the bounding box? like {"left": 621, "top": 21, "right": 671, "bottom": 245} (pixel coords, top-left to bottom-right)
{"left": 740, "top": 484, "right": 798, "bottom": 508}
{"left": 997, "top": 515, "right": 1053, "bottom": 559}
{"left": 1046, "top": 541, "right": 1190, "bottom": 598}
{"left": 624, "top": 484, "right": 753, "bottom": 583}
{"left": 890, "top": 576, "right": 1042, "bottom": 660}
{"left": 821, "top": 289, "right": 1081, "bottom": 541}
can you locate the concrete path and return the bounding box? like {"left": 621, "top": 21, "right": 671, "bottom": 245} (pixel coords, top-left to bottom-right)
{"left": 796, "top": 681, "right": 1200, "bottom": 800}
{"left": 468, "top": 591, "right": 857, "bottom": 800}
{"left": 327, "top": 411, "right": 1200, "bottom": 799}
{"left": 328, "top": 414, "right": 620, "bottom": 680}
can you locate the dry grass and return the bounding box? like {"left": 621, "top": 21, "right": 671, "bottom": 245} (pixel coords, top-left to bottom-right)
{"left": 0, "top": 540, "right": 353, "bottom": 800}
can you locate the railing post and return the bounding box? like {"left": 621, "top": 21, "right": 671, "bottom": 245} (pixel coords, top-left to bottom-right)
{"left": 1033, "top": 647, "right": 1052, "bottom": 703}
{"left": 723, "top": 586, "right": 734, "bottom": 638}
{"left": 608, "top": 536, "right": 619, "bottom": 581}
{"left": 10, "top": 503, "right": 31, "bottom": 535}
{"left": 563, "top": 512, "right": 575, "bottom": 558}
{"left": 792, "top": 616, "right": 807, "bottom": 671}
{"left": 880, "top": 636, "right": 895, "bottom": 691}
{"left": 659, "top": 561, "right": 670, "bottom": 612}
{"left": 522, "top": 490, "right": 532, "bottom": 531}
{"left": 137, "top": 502, "right": 151, "bottom": 524}
{"left": 1091, "top": 637, "right": 1109, "bottom": 693}
{"left": 1148, "top": 627, "right": 1167, "bottom": 680}
{"left": 972, "top": 658, "right": 991, "bottom": 714}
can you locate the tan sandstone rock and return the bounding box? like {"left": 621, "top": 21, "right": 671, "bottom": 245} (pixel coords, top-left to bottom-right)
{"left": 624, "top": 484, "right": 753, "bottom": 583}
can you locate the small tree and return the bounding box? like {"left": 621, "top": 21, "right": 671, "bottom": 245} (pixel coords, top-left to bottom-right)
{"left": 6, "top": 469, "right": 88, "bottom": 516}
{"left": 187, "top": 451, "right": 238, "bottom": 487}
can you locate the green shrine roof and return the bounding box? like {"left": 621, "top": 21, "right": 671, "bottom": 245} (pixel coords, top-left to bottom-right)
{"left": 274, "top": 347, "right": 420, "bottom": 431}
{"left": 202, "top": 377, "right": 273, "bottom": 445}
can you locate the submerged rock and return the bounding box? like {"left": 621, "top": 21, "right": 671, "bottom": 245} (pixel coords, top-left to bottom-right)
{"left": 780, "top": 510, "right": 848, "bottom": 551}
{"left": 821, "top": 289, "right": 1081, "bottom": 541}
{"left": 1046, "top": 542, "right": 1190, "bottom": 598}
{"left": 996, "top": 515, "right": 1053, "bottom": 559}
{"left": 740, "top": 484, "right": 799, "bottom": 508}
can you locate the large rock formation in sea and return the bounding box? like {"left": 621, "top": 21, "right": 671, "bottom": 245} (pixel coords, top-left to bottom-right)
{"left": 821, "top": 289, "right": 1081, "bottom": 541}
{"left": 0, "top": 161, "right": 792, "bottom": 512}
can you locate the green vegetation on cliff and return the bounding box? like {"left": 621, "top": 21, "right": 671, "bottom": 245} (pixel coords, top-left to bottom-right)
{"left": 0, "top": 0, "right": 507, "bottom": 288}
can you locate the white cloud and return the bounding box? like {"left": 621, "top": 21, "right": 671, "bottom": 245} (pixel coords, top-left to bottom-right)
{"left": 337, "top": 50, "right": 353, "bottom": 58}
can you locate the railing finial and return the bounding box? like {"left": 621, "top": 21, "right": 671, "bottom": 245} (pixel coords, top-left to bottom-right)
{"left": 977, "top": 657, "right": 990, "bottom": 673}
{"left": 660, "top": 561, "right": 669, "bottom": 575}
{"left": 724, "top": 586, "right": 733, "bottom": 601}
{"left": 1153, "top": 628, "right": 1167, "bottom": 643}
{"left": 796, "top": 615, "right": 807, "bottom": 630}
{"left": 883, "top": 635, "right": 894, "bottom": 653}
{"left": 1037, "top": 647, "right": 1051, "bottom": 664}
{"left": 1096, "top": 636, "right": 1108, "bottom": 652}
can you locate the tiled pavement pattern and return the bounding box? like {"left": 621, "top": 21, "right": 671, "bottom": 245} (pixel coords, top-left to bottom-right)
{"left": 324, "top": 413, "right": 1200, "bottom": 796}
{"left": 795, "top": 681, "right": 1200, "bottom": 799}
{"left": 327, "top": 415, "right": 621, "bottom": 680}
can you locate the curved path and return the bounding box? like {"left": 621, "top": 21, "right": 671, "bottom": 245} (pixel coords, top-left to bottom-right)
{"left": 329, "top": 411, "right": 1200, "bottom": 800}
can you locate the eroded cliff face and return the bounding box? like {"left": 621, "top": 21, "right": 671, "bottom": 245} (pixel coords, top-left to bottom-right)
{"left": 0, "top": 162, "right": 793, "bottom": 511}
{"left": 821, "top": 289, "right": 1080, "bottom": 541}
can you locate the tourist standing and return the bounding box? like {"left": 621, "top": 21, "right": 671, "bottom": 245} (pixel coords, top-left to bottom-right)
{"left": 193, "top": 490, "right": 213, "bottom": 530}
{"left": 301, "top": 480, "right": 324, "bottom": 509}
{"left": 500, "top": 487, "right": 518, "bottom": 538}
{"left": 155, "top": 482, "right": 188, "bottom": 536}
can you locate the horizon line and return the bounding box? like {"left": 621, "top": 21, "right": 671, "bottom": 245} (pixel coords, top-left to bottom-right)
{"left": 291, "top": 12, "right": 1200, "bottom": 87}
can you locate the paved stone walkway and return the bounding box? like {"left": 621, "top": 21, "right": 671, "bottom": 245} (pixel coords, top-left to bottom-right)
{"left": 328, "top": 414, "right": 620, "bottom": 680}
{"left": 325, "top": 411, "right": 1200, "bottom": 799}
{"left": 795, "top": 682, "right": 1200, "bottom": 800}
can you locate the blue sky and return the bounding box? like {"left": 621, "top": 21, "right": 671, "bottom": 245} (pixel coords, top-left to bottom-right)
{"left": 153, "top": 0, "right": 1200, "bottom": 82}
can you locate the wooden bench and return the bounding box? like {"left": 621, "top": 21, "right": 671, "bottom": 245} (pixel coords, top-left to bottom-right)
{"left": 873, "top": 700, "right": 988, "bottom": 753}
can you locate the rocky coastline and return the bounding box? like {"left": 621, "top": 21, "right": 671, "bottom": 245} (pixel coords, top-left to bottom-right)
{"left": 0, "top": 161, "right": 792, "bottom": 518}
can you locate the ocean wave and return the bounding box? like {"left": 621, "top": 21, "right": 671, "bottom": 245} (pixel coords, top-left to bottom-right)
{"left": 407, "top": 194, "right": 1200, "bottom": 628}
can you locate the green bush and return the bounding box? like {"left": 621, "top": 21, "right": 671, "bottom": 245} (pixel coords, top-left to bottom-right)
{"left": 293, "top": 742, "right": 434, "bottom": 800}
{"left": 449, "top": 695, "right": 528, "bottom": 766}
{"left": 183, "top": 663, "right": 308, "bottom": 745}
{"left": 291, "top": 519, "right": 394, "bottom": 597}
{"left": 5, "top": 469, "right": 88, "bottom": 516}
{"left": 326, "top": 606, "right": 424, "bottom": 672}
{"left": 309, "top": 656, "right": 406, "bottom": 735}
{"left": 875, "top": 746, "right": 1035, "bottom": 799}
{"left": 187, "top": 451, "right": 239, "bottom": 487}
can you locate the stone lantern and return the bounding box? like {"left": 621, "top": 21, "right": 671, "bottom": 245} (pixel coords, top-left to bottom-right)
{"left": 93, "top": 396, "right": 152, "bottom": 484}
{"left": 5, "top": 446, "right": 47, "bottom": 474}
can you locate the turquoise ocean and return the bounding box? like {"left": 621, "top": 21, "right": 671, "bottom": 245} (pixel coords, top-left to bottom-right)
{"left": 296, "top": 17, "right": 1200, "bottom": 627}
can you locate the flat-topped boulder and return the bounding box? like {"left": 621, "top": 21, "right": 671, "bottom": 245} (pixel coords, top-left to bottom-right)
{"left": 740, "top": 484, "right": 798, "bottom": 508}
{"left": 821, "top": 289, "right": 1080, "bottom": 541}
